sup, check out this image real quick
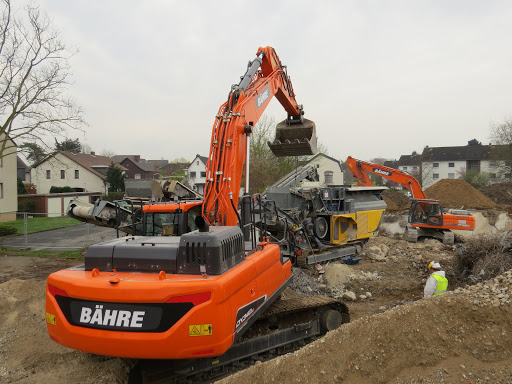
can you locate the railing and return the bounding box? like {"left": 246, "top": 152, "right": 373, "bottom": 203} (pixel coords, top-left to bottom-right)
{"left": 1, "top": 212, "right": 119, "bottom": 250}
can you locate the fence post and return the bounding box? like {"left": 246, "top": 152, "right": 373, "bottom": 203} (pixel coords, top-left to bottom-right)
{"left": 86, "top": 223, "right": 90, "bottom": 245}
{"left": 24, "top": 212, "right": 28, "bottom": 248}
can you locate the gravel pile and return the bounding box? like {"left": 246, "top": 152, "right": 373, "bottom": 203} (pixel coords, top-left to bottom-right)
{"left": 454, "top": 269, "right": 512, "bottom": 307}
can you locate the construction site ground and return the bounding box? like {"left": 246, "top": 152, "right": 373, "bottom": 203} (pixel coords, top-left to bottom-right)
{"left": 1, "top": 180, "right": 512, "bottom": 384}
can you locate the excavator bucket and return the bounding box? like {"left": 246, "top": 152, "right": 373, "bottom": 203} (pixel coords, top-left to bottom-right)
{"left": 268, "top": 118, "right": 317, "bottom": 157}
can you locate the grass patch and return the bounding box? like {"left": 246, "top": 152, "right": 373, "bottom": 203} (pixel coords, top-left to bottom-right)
{"left": 2, "top": 216, "right": 82, "bottom": 235}
{"left": 0, "top": 247, "right": 84, "bottom": 260}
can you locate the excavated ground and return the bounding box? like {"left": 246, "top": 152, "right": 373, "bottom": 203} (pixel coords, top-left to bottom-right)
{"left": 2, "top": 228, "right": 512, "bottom": 383}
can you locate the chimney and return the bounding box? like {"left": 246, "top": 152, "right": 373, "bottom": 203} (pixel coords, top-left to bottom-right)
{"left": 134, "top": 155, "right": 140, "bottom": 162}
{"left": 90, "top": 151, "right": 95, "bottom": 156}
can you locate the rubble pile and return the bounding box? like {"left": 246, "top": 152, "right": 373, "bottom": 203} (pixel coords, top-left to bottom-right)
{"left": 479, "top": 182, "right": 512, "bottom": 206}
{"left": 425, "top": 178, "right": 496, "bottom": 210}
{"left": 454, "top": 270, "right": 512, "bottom": 307}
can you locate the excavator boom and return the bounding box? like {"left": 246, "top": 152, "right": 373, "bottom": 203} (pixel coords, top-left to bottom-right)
{"left": 203, "top": 47, "right": 317, "bottom": 226}
{"left": 346, "top": 156, "right": 426, "bottom": 199}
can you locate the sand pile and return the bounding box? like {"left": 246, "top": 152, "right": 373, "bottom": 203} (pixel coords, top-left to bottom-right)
{"left": 425, "top": 179, "right": 496, "bottom": 210}
{"left": 479, "top": 182, "right": 512, "bottom": 206}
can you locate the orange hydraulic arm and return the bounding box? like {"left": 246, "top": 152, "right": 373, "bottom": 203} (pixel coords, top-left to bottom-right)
{"left": 346, "top": 156, "right": 427, "bottom": 199}
{"left": 203, "top": 47, "right": 304, "bottom": 226}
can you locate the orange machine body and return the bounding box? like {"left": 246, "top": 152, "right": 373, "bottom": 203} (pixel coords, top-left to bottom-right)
{"left": 46, "top": 242, "right": 292, "bottom": 359}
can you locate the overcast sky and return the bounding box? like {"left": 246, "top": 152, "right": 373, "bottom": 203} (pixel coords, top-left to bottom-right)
{"left": 28, "top": 0, "right": 512, "bottom": 163}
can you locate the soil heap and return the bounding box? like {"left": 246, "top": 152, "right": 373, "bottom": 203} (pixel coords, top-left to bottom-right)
{"left": 220, "top": 271, "right": 512, "bottom": 384}
{"left": 425, "top": 179, "right": 497, "bottom": 210}
{"left": 479, "top": 182, "right": 512, "bottom": 206}
{"left": 381, "top": 189, "right": 410, "bottom": 212}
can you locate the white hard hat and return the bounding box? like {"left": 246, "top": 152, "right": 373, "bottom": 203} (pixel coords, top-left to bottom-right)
{"left": 428, "top": 261, "right": 442, "bottom": 270}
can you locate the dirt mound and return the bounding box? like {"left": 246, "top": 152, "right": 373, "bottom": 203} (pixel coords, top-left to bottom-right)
{"left": 381, "top": 189, "right": 410, "bottom": 211}
{"left": 480, "top": 182, "right": 512, "bottom": 205}
{"left": 220, "top": 272, "right": 512, "bottom": 384}
{"left": 425, "top": 179, "right": 497, "bottom": 210}
{"left": 0, "top": 278, "right": 116, "bottom": 384}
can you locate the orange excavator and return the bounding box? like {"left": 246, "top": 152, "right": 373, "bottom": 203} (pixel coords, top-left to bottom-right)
{"left": 346, "top": 156, "right": 475, "bottom": 244}
{"left": 46, "top": 47, "right": 346, "bottom": 383}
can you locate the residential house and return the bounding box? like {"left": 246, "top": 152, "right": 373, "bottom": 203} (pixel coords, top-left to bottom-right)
{"left": 162, "top": 162, "right": 188, "bottom": 181}
{"left": 0, "top": 134, "right": 17, "bottom": 221}
{"left": 186, "top": 155, "right": 208, "bottom": 194}
{"left": 31, "top": 151, "right": 126, "bottom": 194}
{"left": 421, "top": 144, "right": 510, "bottom": 188}
{"left": 17, "top": 156, "right": 31, "bottom": 182}
{"left": 111, "top": 155, "right": 168, "bottom": 180}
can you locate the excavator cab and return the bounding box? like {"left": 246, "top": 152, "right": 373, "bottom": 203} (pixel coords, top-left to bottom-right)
{"left": 408, "top": 199, "right": 444, "bottom": 227}
{"left": 268, "top": 118, "right": 317, "bottom": 157}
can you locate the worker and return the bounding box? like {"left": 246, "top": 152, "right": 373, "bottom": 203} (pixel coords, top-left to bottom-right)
{"left": 423, "top": 261, "right": 448, "bottom": 298}
{"left": 303, "top": 217, "right": 325, "bottom": 251}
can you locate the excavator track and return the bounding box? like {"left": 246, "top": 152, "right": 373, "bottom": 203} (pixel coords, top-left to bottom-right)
{"left": 112, "top": 295, "right": 349, "bottom": 384}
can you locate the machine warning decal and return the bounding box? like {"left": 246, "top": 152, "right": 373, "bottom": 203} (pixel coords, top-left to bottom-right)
{"left": 46, "top": 312, "right": 56, "bottom": 325}
{"left": 235, "top": 295, "right": 267, "bottom": 333}
{"left": 189, "top": 324, "right": 213, "bottom": 336}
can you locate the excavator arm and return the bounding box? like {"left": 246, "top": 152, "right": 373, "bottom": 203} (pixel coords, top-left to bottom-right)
{"left": 203, "top": 47, "right": 316, "bottom": 226}
{"left": 346, "top": 156, "right": 427, "bottom": 199}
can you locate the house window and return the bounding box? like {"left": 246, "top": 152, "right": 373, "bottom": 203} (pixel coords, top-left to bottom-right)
{"left": 0, "top": 183, "right": 3, "bottom": 198}
{"left": 448, "top": 162, "right": 454, "bottom": 168}
{"left": 200, "top": 171, "right": 206, "bottom": 178}
{"left": 46, "top": 170, "right": 51, "bottom": 179}
{"left": 135, "top": 174, "right": 141, "bottom": 179}
{"left": 61, "top": 170, "right": 65, "bottom": 179}
{"left": 403, "top": 166, "right": 408, "bottom": 171}
{"left": 448, "top": 173, "right": 455, "bottom": 179}
{"left": 75, "top": 170, "right": 79, "bottom": 179}
{"left": 433, "top": 163, "right": 439, "bottom": 168}
{"left": 196, "top": 161, "right": 199, "bottom": 165}
{"left": 505, "top": 173, "right": 511, "bottom": 179}
{"left": 190, "top": 171, "right": 196, "bottom": 178}
{"left": 433, "top": 173, "right": 439, "bottom": 179}
{"left": 413, "top": 167, "right": 418, "bottom": 171}
{"left": 490, "top": 173, "right": 497, "bottom": 178}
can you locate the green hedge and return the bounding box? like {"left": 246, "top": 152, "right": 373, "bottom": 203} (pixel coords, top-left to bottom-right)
{"left": 18, "top": 200, "right": 36, "bottom": 213}
{"left": 0, "top": 224, "right": 17, "bottom": 236}
{"left": 50, "top": 186, "right": 75, "bottom": 193}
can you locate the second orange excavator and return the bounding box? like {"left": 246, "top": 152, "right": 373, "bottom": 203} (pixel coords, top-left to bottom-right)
{"left": 346, "top": 156, "right": 475, "bottom": 244}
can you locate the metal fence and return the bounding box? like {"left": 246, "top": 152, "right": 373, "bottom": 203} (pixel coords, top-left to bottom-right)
{"left": 1, "top": 212, "right": 119, "bottom": 250}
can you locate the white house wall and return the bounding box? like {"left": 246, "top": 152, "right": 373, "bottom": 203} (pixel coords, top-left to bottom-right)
{"left": 187, "top": 157, "right": 207, "bottom": 194}
{"left": 422, "top": 160, "right": 471, "bottom": 188}
{"left": 0, "top": 135, "right": 17, "bottom": 221}
{"left": 313, "top": 156, "right": 344, "bottom": 185}
{"left": 31, "top": 153, "right": 106, "bottom": 194}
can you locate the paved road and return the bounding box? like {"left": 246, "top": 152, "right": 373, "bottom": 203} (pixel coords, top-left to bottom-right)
{"left": 1, "top": 224, "right": 120, "bottom": 250}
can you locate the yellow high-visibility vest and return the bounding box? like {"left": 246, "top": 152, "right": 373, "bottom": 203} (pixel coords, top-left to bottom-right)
{"left": 432, "top": 274, "right": 448, "bottom": 295}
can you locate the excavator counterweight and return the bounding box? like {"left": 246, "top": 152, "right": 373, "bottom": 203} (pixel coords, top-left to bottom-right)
{"left": 268, "top": 118, "right": 317, "bottom": 157}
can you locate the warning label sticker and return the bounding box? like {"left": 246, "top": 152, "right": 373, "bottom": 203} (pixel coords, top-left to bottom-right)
{"left": 189, "top": 324, "right": 213, "bottom": 336}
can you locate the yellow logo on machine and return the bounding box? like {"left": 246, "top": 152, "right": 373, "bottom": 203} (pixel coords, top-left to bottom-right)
{"left": 189, "top": 323, "right": 213, "bottom": 336}
{"left": 46, "top": 312, "right": 56, "bottom": 325}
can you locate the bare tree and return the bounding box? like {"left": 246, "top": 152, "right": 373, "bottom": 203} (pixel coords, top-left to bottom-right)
{"left": 489, "top": 117, "right": 512, "bottom": 179}
{"left": 99, "top": 149, "right": 116, "bottom": 158}
{"left": 0, "top": 0, "right": 84, "bottom": 158}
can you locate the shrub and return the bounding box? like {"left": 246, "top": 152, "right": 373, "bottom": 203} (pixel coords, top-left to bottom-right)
{"left": 18, "top": 200, "right": 36, "bottom": 213}
{"left": 50, "top": 186, "right": 75, "bottom": 193}
{"left": 454, "top": 234, "right": 512, "bottom": 283}
{"left": 105, "top": 192, "right": 125, "bottom": 202}
{"left": 0, "top": 224, "right": 17, "bottom": 236}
